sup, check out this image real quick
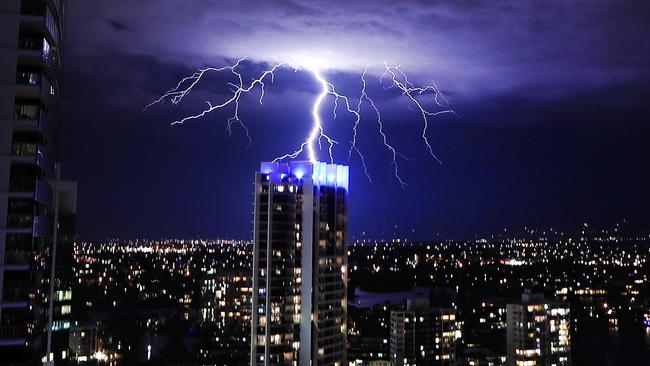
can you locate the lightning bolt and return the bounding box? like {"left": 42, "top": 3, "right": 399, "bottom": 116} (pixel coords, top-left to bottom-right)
{"left": 272, "top": 66, "right": 341, "bottom": 165}
{"left": 382, "top": 63, "right": 457, "bottom": 164}
{"left": 351, "top": 66, "right": 406, "bottom": 187}
{"left": 146, "top": 58, "right": 454, "bottom": 186}
{"left": 144, "top": 57, "right": 283, "bottom": 146}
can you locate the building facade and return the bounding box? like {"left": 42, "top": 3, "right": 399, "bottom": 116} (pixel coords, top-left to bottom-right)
{"left": 390, "top": 299, "right": 458, "bottom": 366}
{"left": 199, "top": 269, "right": 252, "bottom": 364}
{"left": 250, "top": 161, "right": 349, "bottom": 366}
{"left": 506, "top": 293, "right": 571, "bottom": 366}
{"left": 0, "top": 0, "right": 66, "bottom": 364}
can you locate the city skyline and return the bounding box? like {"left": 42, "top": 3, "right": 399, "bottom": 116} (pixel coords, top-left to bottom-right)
{"left": 2, "top": 1, "right": 649, "bottom": 365}
{"left": 62, "top": 230, "right": 650, "bottom": 365}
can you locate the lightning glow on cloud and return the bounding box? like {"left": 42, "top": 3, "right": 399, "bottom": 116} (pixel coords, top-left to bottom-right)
{"left": 145, "top": 57, "right": 454, "bottom": 186}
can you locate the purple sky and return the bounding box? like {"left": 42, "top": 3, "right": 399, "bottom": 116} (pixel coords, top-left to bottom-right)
{"left": 58, "top": 1, "right": 650, "bottom": 239}
{"left": 67, "top": 1, "right": 650, "bottom": 98}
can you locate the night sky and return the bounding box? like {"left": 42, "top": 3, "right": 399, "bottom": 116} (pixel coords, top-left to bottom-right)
{"left": 58, "top": 1, "right": 650, "bottom": 240}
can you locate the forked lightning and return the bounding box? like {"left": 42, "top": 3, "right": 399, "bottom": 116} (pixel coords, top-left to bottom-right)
{"left": 145, "top": 58, "right": 454, "bottom": 186}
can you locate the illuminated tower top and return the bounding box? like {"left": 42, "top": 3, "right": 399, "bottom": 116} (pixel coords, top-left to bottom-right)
{"left": 259, "top": 160, "right": 349, "bottom": 192}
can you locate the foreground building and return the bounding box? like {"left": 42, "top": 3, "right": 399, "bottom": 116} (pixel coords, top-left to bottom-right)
{"left": 0, "top": 0, "right": 66, "bottom": 364}
{"left": 250, "top": 161, "right": 349, "bottom": 366}
{"left": 506, "top": 293, "right": 571, "bottom": 366}
{"left": 390, "top": 299, "right": 458, "bottom": 366}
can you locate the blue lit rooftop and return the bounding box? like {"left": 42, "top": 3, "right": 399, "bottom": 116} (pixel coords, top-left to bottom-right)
{"left": 259, "top": 161, "right": 349, "bottom": 191}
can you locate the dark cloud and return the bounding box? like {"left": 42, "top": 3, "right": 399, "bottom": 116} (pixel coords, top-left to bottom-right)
{"left": 64, "top": 0, "right": 650, "bottom": 101}
{"left": 107, "top": 19, "right": 129, "bottom": 32}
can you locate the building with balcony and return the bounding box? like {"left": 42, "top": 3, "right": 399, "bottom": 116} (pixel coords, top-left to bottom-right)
{"left": 0, "top": 0, "right": 66, "bottom": 364}
{"left": 250, "top": 161, "right": 349, "bottom": 366}
{"left": 506, "top": 292, "right": 571, "bottom": 366}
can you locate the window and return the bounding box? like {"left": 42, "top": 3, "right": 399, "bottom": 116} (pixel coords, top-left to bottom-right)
{"left": 18, "top": 34, "right": 44, "bottom": 50}
{"left": 61, "top": 305, "right": 71, "bottom": 315}
{"left": 16, "top": 66, "right": 42, "bottom": 86}
{"left": 52, "top": 320, "right": 70, "bottom": 331}
{"left": 55, "top": 290, "right": 72, "bottom": 302}
{"left": 4, "top": 234, "right": 32, "bottom": 265}
{"left": 14, "top": 102, "right": 40, "bottom": 120}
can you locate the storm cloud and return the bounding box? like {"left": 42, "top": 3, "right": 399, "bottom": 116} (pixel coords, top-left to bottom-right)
{"left": 67, "top": 0, "right": 650, "bottom": 100}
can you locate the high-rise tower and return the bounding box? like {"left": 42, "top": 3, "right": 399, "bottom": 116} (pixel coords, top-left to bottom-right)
{"left": 250, "top": 161, "right": 349, "bottom": 366}
{"left": 0, "top": 0, "right": 66, "bottom": 364}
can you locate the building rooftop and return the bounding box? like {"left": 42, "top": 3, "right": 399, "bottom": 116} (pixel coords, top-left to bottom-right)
{"left": 259, "top": 160, "right": 349, "bottom": 191}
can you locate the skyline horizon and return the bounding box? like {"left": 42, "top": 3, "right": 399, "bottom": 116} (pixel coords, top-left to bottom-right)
{"left": 75, "top": 219, "right": 649, "bottom": 243}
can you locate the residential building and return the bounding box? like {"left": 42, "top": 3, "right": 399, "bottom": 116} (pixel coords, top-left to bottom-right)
{"left": 390, "top": 299, "right": 458, "bottom": 366}
{"left": 250, "top": 161, "right": 349, "bottom": 366}
{"left": 506, "top": 292, "right": 571, "bottom": 366}
{"left": 0, "top": 0, "right": 66, "bottom": 364}
{"left": 199, "top": 269, "right": 252, "bottom": 364}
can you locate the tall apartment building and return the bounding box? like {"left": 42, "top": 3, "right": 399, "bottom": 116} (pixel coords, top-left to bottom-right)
{"left": 506, "top": 293, "right": 571, "bottom": 366}
{"left": 250, "top": 161, "right": 349, "bottom": 366}
{"left": 0, "top": 0, "right": 66, "bottom": 364}
{"left": 390, "top": 299, "right": 458, "bottom": 366}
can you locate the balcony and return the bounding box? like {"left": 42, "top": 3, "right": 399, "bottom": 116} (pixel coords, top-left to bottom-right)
{"left": 4, "top": 249, "right": 32, "bottom": 266}
{"left": 20, "top": 1, "right": 61, "bottom": 49}
{"left": 12, "top": 142, "right": 38, "bottom": 157}
{"left": 13, "top": 110, "right": 55, "bottom": 144}
{"left": 0, "top": 326, "right": 28, "bottom": 346}
{"left": 6, "top": 214, "right": 33, "bottom": 229}
{"left": 15, "top": 71, "right": 56, "bottom": 107}
{"left": 11, "top": 143, "right": 54, "bottom": 174}
{"left": 1, "top": 286, "right": 30, "bottom": 304}
{"left": 4, "top": 213, "right": 50, "bottom": 237}
{"left": 17, "top": 36, "right": 59, "bottom": 77}
{"left": 8, "top": 179, "right": 35, "bottom": 193}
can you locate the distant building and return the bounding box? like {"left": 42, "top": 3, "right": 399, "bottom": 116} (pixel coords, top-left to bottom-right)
{"left": 367, "top": 361, "right": 391, "bottom": 366}
{"left": 0, "top": 0, "right": 66, "bottom": 364}
{"left": 68, "top": 326, "right": 99, "bottom": 363}
{"left": 250, "top": 161, "right": 349, "bottom": 366}
{"left": 68, "top": 324, "right": 120, "bottom": 364}
{"left": 390, "top": 299, "right": 458, "bottom": 366}
{"left": 199, "top": 270, "right": 252, "bottom": 364}
{"left": 506, "top": 292, "right": 571, "bottom": 366}
{"left": 347, "top": 303, "right": 393, "bottom": 366}
{"left": 348, "top": 336, "right": 390, "bottom": 366}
